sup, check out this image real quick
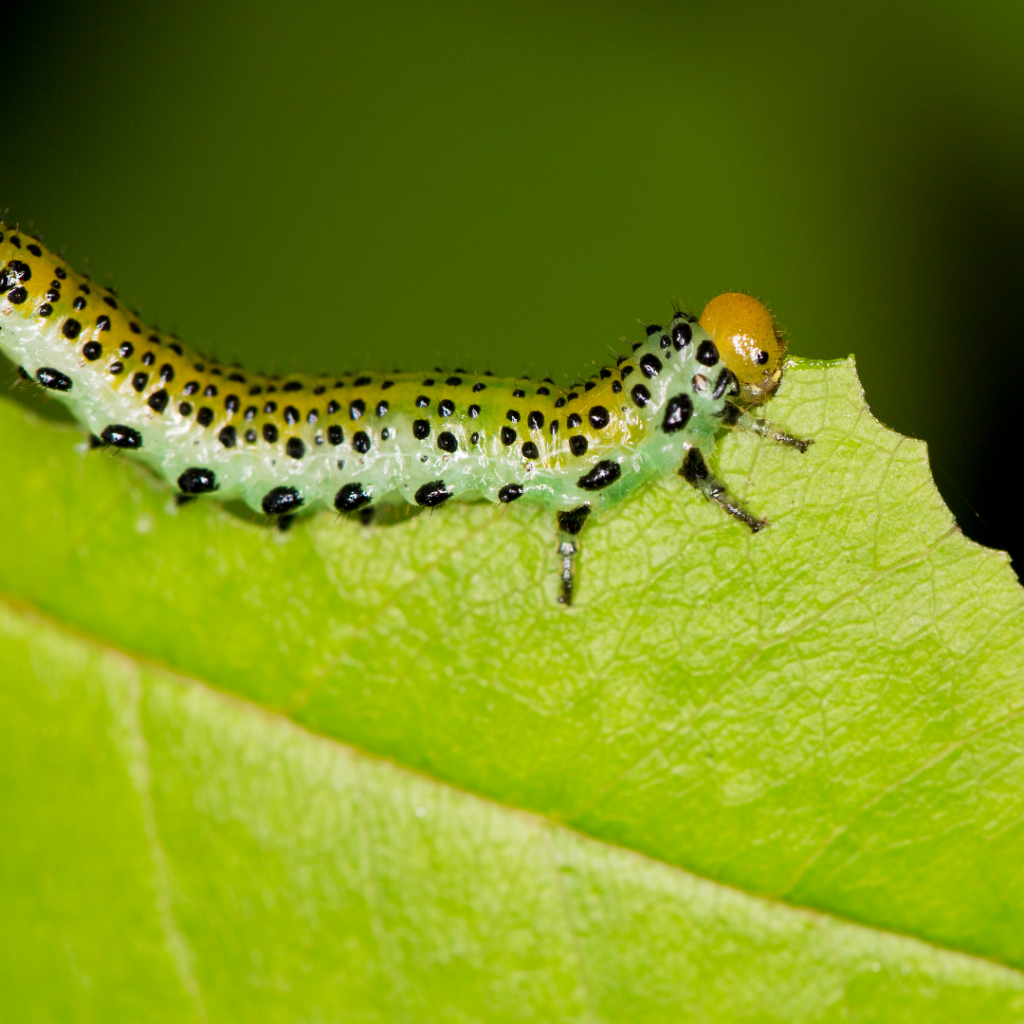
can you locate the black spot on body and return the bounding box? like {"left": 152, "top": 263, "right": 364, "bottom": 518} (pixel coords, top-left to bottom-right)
{"left": 264, "top": 400, "right": 277, "bottom": 414}
{"left": 672, "top": 323, "right": 692, "bottom": 350}
{"left": 119, "top": 342, "right": 134, "bottom": 358}
{"left": 219, "top": 425, "right": 237, "bottom": 447}
{"left": 500, "top": 426, "right": 517, "bottom": 446}
{"left": 498, "top": 483, "right": 523, "bottom": 503}
{"left": 697, "top": 340, "right": 719, "bottom": 366}
{"left": 680, "top": 447, "right": 709, "bottom": 483}
{"left": 506, "top": 409, "right": 520, "bottom": 423}
{"left": 438, "top": 399, "right": 455, "bottom": 417}
{"left": 225, "top": 394, "right": 239, "bottom": 413}
{"left": 566, "top": 413, "right": 582, "bottom": 429}
{"left": 470, "top": 431, "right": 480, "bottom": 445}
{"left": 197, "top": 408, "right": 214, "bottom": 427}
{"left": 662, "top": 393, "right": 693, "bottom": 433}
{"left": 203, "top": 383, "right": 217, "bottom": 396}
{"left": 160, "top": 364, "right": 175, "bottom": 382}
{"left": 27, "top": 243, "right": 42, "bottom": 257}
{"left": 108, "top": 362, "right": 124, "bottom": 375}
{"left": 437, "top": 431, "right": 457, "bottom": 453}
{"left": 599, "top": 369, "right": 611, "bottom": 379}
{"left": 554, "top": 397, "right": 566, "bottom": 408}
{"left": 328, "top": 425, "right": 344, "bottom": 445}
{"left": 446, "top": 376, "right": 462, "bottom": 386}
{"left": 646, "top": 324, "right": 661, "bottom": 336}
{"left": 527, "top": 410, "right": 544, "bottom": 430}
{"left": 522, "top": 441, "right": 539, "bottom": 460}
{"left": 73, "top": 296, "right": 86, "bottom": 312}
{"left": 611, "top": 380, "right": 622, "bottom": 394}
{"left": 178, "top": 467, "right": 217, "bottom": 494}
{"left": 630, "top": 384, "right": 651, "bottom": 408}
{"left": 263, "top": 423, "right": 278, "bottom": 442}
{"left": 35, "top": 367, "right": 73, "bottom": 391}
{"left": 588, "top": 406, "right": 609, "bottom": 429}
{"left": 83, "top": 341, "right": 102, "bottom": 360}
{"left": 577, "top": 459, "right": 621, "bottom": 491}
{"left": 38, "top": 303, "right": 53, "bottom": 317}
{"left": 413, "top": 419, "right": 430, "bottom": 440}
{"left": 245, "top": 428, "right": 257, "bottom": 443}
{"left": 468, "top": 404, "right": 480, "bottom": 418}
{"left": 100, "top": 424, "right": 142, "bottom": 449}
{"left": 283, "top": 380, "right": 303, "bottom": 391}
{"left": 147, "top": 389, "right": 169, "bottom": 413}
{"left": 354, "top": 376, "right": 371, "bottom": 387}
{"left": 262, "top": 486, "right": 303, "bottom": 516}
{"left": 513, "top": 389, "right": 526, "bottom": 398}
{"left": 142, "top": 352, "right": 156, "bottom": 367}
{"left": 284, "top": 405, "right": 299, "bottom": 425}
{"left": 286, "top": 437, "right": 306, "bottom": 459}
{"left": 179, "top": 402, "right": 192, "bottom": 416}
{"left": 376, "top": 400, "right": 388, "bottom": 417}
{"left": 569, "top": 435, "right": 588, "bottom": 456}
{"left": 96, "top": 315, "right": 111, "bottom": 332}
{"left": 472, "top": 382, "right": 486, "bottom": 392}
{"left": 557, "top": 505, "right": 591, "bottom": 535}
{"left": 353, "top": 431, "right": 370, "bottom": 453}
{"left": 712, "top": 368, "right": 736, "bottom": 400}
{"left": 640, "top": 354, "right": 662, "bottom": 378}
{"left": 335, "top": 482, "right": 371, "bottom": 512}
{"left": 719, "top": 402, "right": 742, "bottom": 427}
{"left": 62, "top": 318, "right": 82, "bottom": 339}
{"left": 415, "top": 480, "right": 452, "bottom": 507}
{"left": 132, "top": 372, "right": 149, "bottom": 392}
{"left": 327, "top": 399, "right": 340, "bottom": 414}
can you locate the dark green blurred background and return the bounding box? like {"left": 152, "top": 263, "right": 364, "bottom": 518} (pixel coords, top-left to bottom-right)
{"left": 6, "top": 1, "right": 1024, "bottom": 574}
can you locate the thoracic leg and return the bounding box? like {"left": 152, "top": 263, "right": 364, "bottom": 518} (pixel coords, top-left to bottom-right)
{"left": 556, "top": 505, "right": 591, "bottom": 605}
{"left": 679, "top": 447, "right": 765, "bottom": 532}
{"left": 720, "top": 402, "right": 812, "bottom": 452}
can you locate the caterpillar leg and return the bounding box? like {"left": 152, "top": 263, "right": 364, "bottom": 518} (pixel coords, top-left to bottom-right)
{"left": 720, "top": 403, "right": 812, "bottom": 453}
{"left": 556, "top": 505, "right": 591, "bottom": 605}
{"left": 679, "top": 448, "right": 765, "bottom": 532}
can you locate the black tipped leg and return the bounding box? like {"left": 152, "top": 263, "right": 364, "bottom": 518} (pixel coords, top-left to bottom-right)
{"left": 719, "top": 403, "right": 813, "bottom": 453}
{"left": 556, "top": 505, "right": 591, "bottom": 605}
{"left": 680, "top": 448, "right": 765, "bottom": 532}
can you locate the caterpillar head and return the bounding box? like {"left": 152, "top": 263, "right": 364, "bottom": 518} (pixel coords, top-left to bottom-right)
{"left": 699, "top": 292, "right": 786, "bottom": 405}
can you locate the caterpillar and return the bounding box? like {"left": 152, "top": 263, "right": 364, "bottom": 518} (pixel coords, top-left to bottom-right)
{"left": 0, "top": 222, "right": 810, "bottom": 604}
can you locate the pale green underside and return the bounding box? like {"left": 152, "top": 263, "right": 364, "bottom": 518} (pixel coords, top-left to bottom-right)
{"left": 3, "top": 357, "right": 1024, "bottom": 1021}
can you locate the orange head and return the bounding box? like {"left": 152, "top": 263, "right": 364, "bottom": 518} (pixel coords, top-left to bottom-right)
{"left": 699, "top": 292, "right": 786, "bottom": 404}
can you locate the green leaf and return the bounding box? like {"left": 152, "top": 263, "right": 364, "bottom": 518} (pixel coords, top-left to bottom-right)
{"left": 3, "top": 357, "right": 1024, "bottom": 1021}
